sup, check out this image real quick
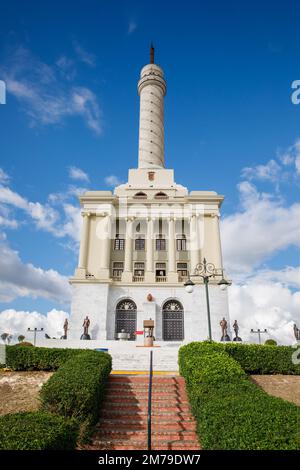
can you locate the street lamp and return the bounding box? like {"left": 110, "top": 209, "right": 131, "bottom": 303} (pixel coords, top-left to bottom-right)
{"left": 27, "top": 327, "right": 44, "bottom": 346}
{"left": 184, "top": 258, "right": 231, "bottom": 341}
{"left": 250, "top": 328, "right": 268, "bottom": 345}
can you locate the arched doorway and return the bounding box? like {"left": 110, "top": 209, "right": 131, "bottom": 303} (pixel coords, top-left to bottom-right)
{"left": 115, "top": 299, "right": 137, "bottom": 341}
{"left": 162, "top": 300, "right": 184, "bottom": 341}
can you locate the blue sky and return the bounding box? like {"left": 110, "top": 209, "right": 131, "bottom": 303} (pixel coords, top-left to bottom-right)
{"left": 0, "top": 0, "right": 299, "bottom": 343}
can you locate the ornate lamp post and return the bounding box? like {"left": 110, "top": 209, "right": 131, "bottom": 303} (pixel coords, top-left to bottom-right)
{"left": 184, "top": 258, "right": 231, "bottom": 341}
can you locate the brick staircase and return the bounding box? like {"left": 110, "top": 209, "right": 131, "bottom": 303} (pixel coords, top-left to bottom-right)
{"left": 85, "top": 375, "right": 200, "bottom": 450}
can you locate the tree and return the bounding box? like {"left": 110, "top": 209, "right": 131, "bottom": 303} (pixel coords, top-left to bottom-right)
{"left": 6, "top": 335, "right": 12, "bottom": 344}
{"left": 1, "top": 333, "right": 9, "bottom": 343}
{"left": 18, "top": 335, "right": 25, "bottom": 343}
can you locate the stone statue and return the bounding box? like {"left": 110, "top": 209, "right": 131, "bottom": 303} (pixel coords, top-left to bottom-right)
{"left": 63, "top": 318, "right": 68, "bottom": 339}
{"left": 232, "top": 320, "right": 242, "bottom": 342}
{"left": 220, "top": 317, "right": 231, "bottom": 342}
{"left": 81, "top": 315, "right": 91, "bottom": 340}
{"left": 293, "top": 323, "right": 300, "bottom": 341}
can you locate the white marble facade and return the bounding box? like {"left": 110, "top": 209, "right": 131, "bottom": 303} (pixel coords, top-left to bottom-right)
{"left": 68, "top": 47, "right": 231, "bottom": 345}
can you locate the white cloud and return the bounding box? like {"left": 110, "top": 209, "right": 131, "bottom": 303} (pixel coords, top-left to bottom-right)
{"left": 229, "top": 279, "right": 300, "bottom": 345}
{"left": 68, "top": 166, "right": 90, "bottom": 183}
{"left": 58, "top": 203, "right": 82, "bottom": 243}
{"left": 128, "top": 21, "right": 137, "bottom": 35}
{"left": 0, "top": 308, "right": 69, "bottom": 340}
{"left": 0, "top": 168, "right": 10, "bottom": 185}
{"left": 222, "top": 181, "right": 300, "bottom": 276}
{"left": 56, "top": 55, "right": 76, "bottom": 81}
{"left": 72, "top": 40, "right": 96, "bottom": 67}
{"left": 0, "top": 234, "right": 71, "bottom": 303}
{"left": 104, "top": 175, "right": 122, "bottom": 187}
{"left": 1, "top": 46, "right": 102, "bottom": 134}
{"left": 0, "top": 173, "right": 83, "bottom": 244}
{"left": 0, "top": 186, "right": 60, "bottom": 234}
{"left": 278, "top": 139, "right": 300, "bottom": 175}
{"left": 241, "top": 159, "right": 281, "bottom": 182}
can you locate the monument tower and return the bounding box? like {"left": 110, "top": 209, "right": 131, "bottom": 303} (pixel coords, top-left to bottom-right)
{"left": 69, "top": 46, "right": 230, "bottom": 343}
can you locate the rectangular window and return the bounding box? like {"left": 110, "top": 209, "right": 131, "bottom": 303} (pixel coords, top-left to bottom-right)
{"left": 135, "top": 237, "right": 145, "bottom": 251}
{"left": 176, "top": 236, "right": 187, "bottom": 251}
{"left": 114, "top": 236, "right": 125, "bottom": 251}
{"left": 177, "top": 262, "right": 188, "bottom": 278}
{"left": 134, "top": 262, "right": 144, "bottom": 277}
{"left": 156, "top": 263, "right": 166, "bottom": 277}
{"left": 156, "top": 235, "right": 166, "bottom": 251}
{"left": 113, "top": 262, "right": 124, "bottom": 279}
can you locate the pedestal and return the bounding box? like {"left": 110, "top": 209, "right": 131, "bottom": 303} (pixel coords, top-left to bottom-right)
{"left": 80, "top": 334, "right": 91, "bottom": 340}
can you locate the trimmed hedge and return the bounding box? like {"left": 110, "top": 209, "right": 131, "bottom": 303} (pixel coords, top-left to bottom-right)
{"left": 4, "top": 345, "right": 84, "bottom": 371}
{"left": 0, "top": 412, "right": 78, "bottom": 450}
{"left": 223, "top": 343, "right": 300, "bottom": 375}
{"left": 179, "top": 342, "right": 300, "bottom": 450}
{"left": 0, "top": 346, "right": 112, "bottom": 448}
{"left": 40, "top": 350, "right": 112, "bottom": 438}
{"left": 179, "top": 341, "right": 300, "bottom": 375}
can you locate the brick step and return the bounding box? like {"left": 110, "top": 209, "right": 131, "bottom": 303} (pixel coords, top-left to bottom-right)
{"left": 103, "top": 402, "right": 191, "bottom": 412}
{"left": 106, "top": 382, "right": 186, "bottom": 393}
{"left": 96, "top": 420, "right": 196, "bottom": 431}
{"left": 84, "top": 440, "right": 200, "bottom": 450}
{"left": 106, "top": 391, "right": 188, "bottom": 399}
{"left": 93, "top": 430, "right": 197, "bottom": 442}
{"left": 100, "top": 410, "right": 194, "bottom": 420}
{"left": 108, "top": 377, "right": 184, "bottom": 383}
{"left": 104, "top": 396, "right": 189, "bottom": 404}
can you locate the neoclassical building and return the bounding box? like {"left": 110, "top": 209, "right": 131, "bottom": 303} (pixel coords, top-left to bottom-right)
{"left": 69, "top": 47, "right": 230, "bottom": 343}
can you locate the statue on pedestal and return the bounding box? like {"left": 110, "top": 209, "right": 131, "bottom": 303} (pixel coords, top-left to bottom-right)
{"left": 232, "top": 320, "right": 242, "bottom": 342}
{"left": 220, "top": 317, "right": 231, "bottom": 341}
{"left": 81, "top": 315, "right": 91, "bottom": 340}
{"left": 61, "top": 318, "right": 68, "bottom": 339}
{"left": 293, "top": 323, "right": 300, "bottom": 342}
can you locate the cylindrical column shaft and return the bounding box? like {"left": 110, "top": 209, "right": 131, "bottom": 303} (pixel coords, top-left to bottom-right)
{"left": 124, "top": 219, "right": 133, "bottom": 272}
{"left": 168, "top": 218, "right": 176, "bottom": 272}
{"left": 78, "top": 213, "right": 90, "bottom": 269}
{"left": 146, "top": 218, "right": 154, "bottom": 273}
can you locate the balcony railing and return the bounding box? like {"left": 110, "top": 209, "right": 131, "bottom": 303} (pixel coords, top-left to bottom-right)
{"left": 112, "top": 275, "right": 122, "bottom": 281}
{"left": 156, "top": 276, "right": 167, "bottom": 283}
{"left": 133, "top": 276, "right": 144, "bottom": 282}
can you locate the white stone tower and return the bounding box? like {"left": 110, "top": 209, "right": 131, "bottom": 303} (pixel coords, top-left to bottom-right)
{"left": 138, "top": 45, "right": 166, "bottom": 169}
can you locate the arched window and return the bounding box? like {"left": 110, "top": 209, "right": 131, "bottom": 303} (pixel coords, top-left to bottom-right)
{"left": 162, "top": 300, "right": 184, "bottom": 341}
{"left": 115, "top": 299, "right": 137, "bottom": 340}
{"left": 154, "top": 192, "right": 168, "bottom": 199}
{"left": 133, "top": 192, "right": 147, "bottom": 199}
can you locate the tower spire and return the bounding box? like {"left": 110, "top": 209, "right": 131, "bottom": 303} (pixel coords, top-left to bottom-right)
{"left": 150, "top": 43, "right": 154, "bottom": 64}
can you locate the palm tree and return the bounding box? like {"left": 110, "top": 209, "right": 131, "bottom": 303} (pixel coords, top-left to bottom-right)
{"left": 18, "top": 335, "right": 25, "bottom": 343}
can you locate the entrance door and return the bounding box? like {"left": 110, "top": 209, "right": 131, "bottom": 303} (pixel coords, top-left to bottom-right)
{"left": 162, "top": 300, "right": 184, "bottom": 341}
{"left": 115, "top": 299, "right": 137, "bottom": 341}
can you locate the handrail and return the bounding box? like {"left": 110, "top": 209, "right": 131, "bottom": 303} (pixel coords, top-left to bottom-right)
{"left": 147, "top": 350, "right": 153, "bottom": 451}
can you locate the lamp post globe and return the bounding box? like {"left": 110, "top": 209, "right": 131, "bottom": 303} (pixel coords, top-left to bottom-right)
{"left": 218, "top": 277, "right": 230, "bottom": 291}
{"left": 184, "top": 279, "right": 195, "bottom": 294}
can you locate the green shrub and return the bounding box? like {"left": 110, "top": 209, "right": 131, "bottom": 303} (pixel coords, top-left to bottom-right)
{"left": 179, "top": 341, "right": 300, "bottom": 450}
{"left": 0, "top": 411, "right": 78, "bottom": 450}
{"left": 223, "top": 343, "right": 300, "bottom": 375}
{"left": 40, "top": 350, "right": 112, "bottom": 438}
{"left": 5, "top": 345, "right": 83, "bottom": 371}
{"left": 265, "top": 339, "right": 277, "bottom": 346}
